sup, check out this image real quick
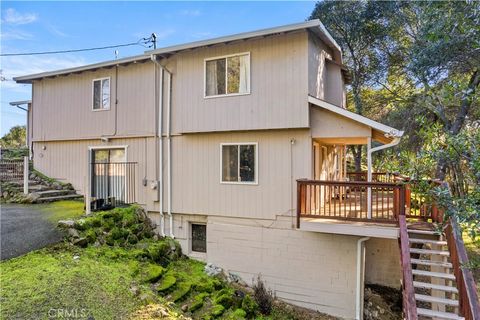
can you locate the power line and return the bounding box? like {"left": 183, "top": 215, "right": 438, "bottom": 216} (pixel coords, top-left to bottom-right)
{"left": 0, "top": 35, "right": 156, "bottom": 57}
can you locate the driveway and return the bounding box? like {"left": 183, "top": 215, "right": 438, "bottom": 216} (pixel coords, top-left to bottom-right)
{"left": 0, "top": 204, "right": 64, "bottom": 260}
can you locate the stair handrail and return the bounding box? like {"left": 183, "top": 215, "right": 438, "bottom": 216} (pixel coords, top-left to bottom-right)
{"left": 397, "top": 185, "right": 418, "bottom": 320}
{"left": 444, "top": 216, "right": 480, "bottom": 320}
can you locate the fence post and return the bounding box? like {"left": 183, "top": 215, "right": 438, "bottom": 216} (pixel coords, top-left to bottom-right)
{"left": 85, "top": 154, "right": 91, "bottom": 215}
{"left": 23, "top": 156, "right": 29, "bottom": 195}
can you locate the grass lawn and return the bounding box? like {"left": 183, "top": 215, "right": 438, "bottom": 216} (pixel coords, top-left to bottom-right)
{"left": 38, "top": 200, "right": 85, "bottom": 223}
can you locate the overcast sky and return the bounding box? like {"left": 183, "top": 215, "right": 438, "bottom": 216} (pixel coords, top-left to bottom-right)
{"left": 0, "top": 1, "right": 316, "bottom": 136}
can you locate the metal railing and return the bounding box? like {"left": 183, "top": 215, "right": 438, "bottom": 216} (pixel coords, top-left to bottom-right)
{"left": 0, "top": 159, "right": 24, "bottom": 182}
{"left": 91, "top": 162, "right": 137, "bottom": 207}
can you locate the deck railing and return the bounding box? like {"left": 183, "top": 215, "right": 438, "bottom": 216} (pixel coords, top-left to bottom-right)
{"left": 445, "top": 217, "right": 480, "bottom": 319}
{"left": 347, "top": 171, "right": 396, "bottom": 183}
{"left": 296, "top": 179, "right": 405, "bottom": 225}
{"left": 91, "top": 162, "right": 137, "bottom": 207}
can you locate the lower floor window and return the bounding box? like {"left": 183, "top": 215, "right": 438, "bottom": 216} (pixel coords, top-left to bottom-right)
{"left": 221, "top": 143, "right": 257, "bottom": 183}
{"left": 191, "top": 224, "right": 207, "bottom": 253}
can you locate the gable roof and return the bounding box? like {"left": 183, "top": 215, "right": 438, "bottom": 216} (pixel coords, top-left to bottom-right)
{"left": 14, "top": 20, "right": 341, "bottom": 83}
{"left": 308, "top": 95, "right": 404, "bottom": 144}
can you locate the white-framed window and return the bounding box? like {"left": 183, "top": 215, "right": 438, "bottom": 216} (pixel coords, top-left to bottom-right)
{"left": 92, "top": 77, "right": 111, "bottom": 110}
{"left": 204, "top": 52, "right": 250, "bottom": 98}
{"left": 220, "top": 142, "right": 257, "bottom": 184}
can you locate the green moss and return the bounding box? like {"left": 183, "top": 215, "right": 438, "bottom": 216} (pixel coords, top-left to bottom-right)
{"left": 171, "top": 282, "right": 192, "bottom": 302}
{"left": 211, "top": 304, "right": 225, "bottom": 317}
{"left": 241, "top": 295, "right": 258, "bottom": 317}
{"left": 226, "top": 308, "right": 247, "bottom": 319}
{"left": 143, "top": 263, "right": 165, "bottom": 283}
{"left": 157, "top": 274, "right": 177, "bottom": 292}
{"left": 189, "top": 292, "right": 209, "bottom": 312}
{"left": 214, "top": 288, "right": 235, "bottom": 309}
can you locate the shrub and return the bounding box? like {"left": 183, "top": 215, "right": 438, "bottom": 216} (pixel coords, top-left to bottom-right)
{"left": 171, "top": 282, "right": 192, "bottom": 302}
{"left": 157, "top": 274, "right": 177, "bottom": 292}
{"left": 241, "top": 295, "right": 258, "bottom": 317}
{"left": 253, "top": 276, "right": 273, "bottom": 315}
{"left": 189, "top": 292, "right": 209, "bottom": 312}
{"left": 143, "top": 263, "right": 165, "bottom": 283}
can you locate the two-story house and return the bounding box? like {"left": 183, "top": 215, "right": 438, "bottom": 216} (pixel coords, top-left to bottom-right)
{"left": 16, "top": 20, "right": 474, "bottom": 320}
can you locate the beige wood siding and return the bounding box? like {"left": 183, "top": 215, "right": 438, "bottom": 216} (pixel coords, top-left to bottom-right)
{"left": 308, "top": 32, "right": 333, "bottom": 100}
{"left": 32, "top": 137, "right": 157, "bottom": 206}
{"left": 31, "top": 62, "right": 156, "bottom": 141}
{"left": 169, "top": 31, "right": 310, "bottom": 134}
{"left": 324, "top": 61, "right": 344, "bottom": 107}
{"left": 310, "top": 106, "right": 371, "bottom": 140}
{"left": 169, "top": 129, "right": 312, "bottom": 220}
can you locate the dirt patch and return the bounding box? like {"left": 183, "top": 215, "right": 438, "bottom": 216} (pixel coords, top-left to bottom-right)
{"left": 364, "top": 284, "right": 402, "bottom": 320}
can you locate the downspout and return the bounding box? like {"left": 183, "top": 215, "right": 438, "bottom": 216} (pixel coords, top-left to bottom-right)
{"left": 166, "top": 70, "right": 174, "bottom": 238}
{"left": 367, "top": 135, "right": 402, "bottom": 219}
{"left": 151, "top": 55, "right": 165, "bottom": 237}
{"left": 356, "top": 237, "right": 370, "bottom": 320}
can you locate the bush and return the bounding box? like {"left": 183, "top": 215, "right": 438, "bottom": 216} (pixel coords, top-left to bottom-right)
{"left": 157, "top": 274, "right": 177, "bottom": 292}
{"left": 253, "top": 276, "right": 273, "bottom": 315}
{"left": 143, "top": 263, "right": 165, "bottom": 283}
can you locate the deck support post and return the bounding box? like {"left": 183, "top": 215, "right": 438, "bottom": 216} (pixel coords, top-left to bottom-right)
{"left": 86, "top": 149, "right": 91, "bottom": 215}
{"left": 367, "top": 138, "right": 372, "bottom": 219}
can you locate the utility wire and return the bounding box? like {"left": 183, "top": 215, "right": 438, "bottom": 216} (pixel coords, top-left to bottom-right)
{"left": 0, "top": 35, "right": 156, "bottom": 57}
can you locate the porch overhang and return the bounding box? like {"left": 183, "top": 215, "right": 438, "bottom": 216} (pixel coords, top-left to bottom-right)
{"left": 308, "top": 95, "right": 404, "bottom": 145}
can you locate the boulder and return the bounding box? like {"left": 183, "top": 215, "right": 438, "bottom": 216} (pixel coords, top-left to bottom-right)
{"left": 58, "top": 220, "right": 76, "bottom": 228}
{"left": 25, "top": 192, "right": 40, "bottom": 203}
{"left": 204, "top": 263, "right": 222, "bottom": 276}
{"left": 67, "top": 228, "right": 80, "bottom": 238}
{"left": 72, "top": 237, "right": 88, "bottom": 248}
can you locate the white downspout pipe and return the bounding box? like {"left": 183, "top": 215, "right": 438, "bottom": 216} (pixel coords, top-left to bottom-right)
{"left": 367, "top": 136, "right": 402, "bottom": 219}
{"left": 151, "top": 55, "right": 165, "bottom": 237}
{"left": 166, "top": 70, "right": 174, "bottom": 238}
{"left": 356, "top": 237, "right": 370, "bottom": 320}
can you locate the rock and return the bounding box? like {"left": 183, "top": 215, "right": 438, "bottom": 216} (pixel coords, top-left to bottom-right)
{"left": 130, "top": 284, "right": 140, "bottom": 296}
{"left": 73, "top": 237, "right": 88, "bottom": 248}
{"left": 227, "top": 272, "right": 247, "bottom": 286}
{"left": 58, "top": 220, "right": 76, "bottom": 228}
{"left": 26, "top": 192, "right": 40, "bottom": 203}
{"left": 67, "top": 228, "right": 80, "bottom": 238}
{"left": 2, "top": 192, "right": 9, "bottom": 199}
{"left": 181, "top": 304, "right": 188, "bottom": 312}
{"left": 73, "top": 255, "right": 80, "bottom": 261}
{"left": 53, "top": 183, "right": 62, "bottom": 190}
{"left": 29, "top": 173, "right": 36, "bottom": 180}
{"left": 204, "top": 263, "right": 222, "bottom": 276}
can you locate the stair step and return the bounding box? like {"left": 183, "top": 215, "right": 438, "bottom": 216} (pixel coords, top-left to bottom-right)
{"left": 410, "top": 248, "right": 450, "bottom": 256}
{"left": 411, "top": 259, "right": 453, "bottom": 268}
{"left": 415, "top": 294, "right": 459, "bottom": 306}
{"left": 409, "top": 238, "right": 447, "bottom": 246}
{"left": 35, "top": 194, "right": 83, "bottom": 203}
{"left": 412, "top": 269, "right": 456, "bottom": 280}
{"left": 413, "top": 281, "right": 458, "bottom": 293}
{"left": 408, "top": 229, "right": 442, "bottom": 236}
{"left": 35, "top": 190, "right": 74, "bottom": 198}
{"left": 417, "top": 308, "right": 464, "bottom": 320}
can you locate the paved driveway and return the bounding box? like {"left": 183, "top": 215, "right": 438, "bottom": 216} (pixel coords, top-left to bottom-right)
{"left": 1, "top": 204, "right": 63, "bottom": 260}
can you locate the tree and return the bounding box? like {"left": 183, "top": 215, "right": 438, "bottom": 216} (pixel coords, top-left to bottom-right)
{"left": 0, "top": 125, "right": 26, "bottom": 148}
{"left": 310, "top": 1, "right": 400, "bottom": 170}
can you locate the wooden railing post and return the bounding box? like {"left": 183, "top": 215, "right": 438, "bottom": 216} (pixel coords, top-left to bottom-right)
{"left": 23, "top": 156, "right": 29, "bottom": 195}
{"left": 296, "top": 180, "right": 302, "bottom": 229}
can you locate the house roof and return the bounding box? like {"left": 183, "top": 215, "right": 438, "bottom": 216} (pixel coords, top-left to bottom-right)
{"left": 308, "top": 95, "right": 404, "bottom": 144}
{"left": 14, "top": 19, "right": 341, "bottom": 84}
{"left": 9, "top": 100, "right": 32, "bottom": 106}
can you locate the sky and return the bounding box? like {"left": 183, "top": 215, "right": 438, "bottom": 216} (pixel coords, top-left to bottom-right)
{"left": 0, "top": 1, "right": 316, "bottom": 136}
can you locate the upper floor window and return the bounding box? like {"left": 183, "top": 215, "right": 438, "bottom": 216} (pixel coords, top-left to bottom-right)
{"left": 221, "top": 143, "right": 257, "bottom": 184}
{"left": 205, "top": 53, "right": 250, "bottom": 98}
{"left": 92, "top": 77, "right": 110, "bottom": 110}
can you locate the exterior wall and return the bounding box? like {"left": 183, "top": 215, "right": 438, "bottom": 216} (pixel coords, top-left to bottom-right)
{"left": 365, "top": 238, "right": 402, "bottom": 289}
{"left": 170, "top": 129, "right": 312, "bottom": 220}
{"left": 32, "top": 137, "right": 158, "bottom": 206}
{"left": 324, "top": 61, "right": 344, "bottom": 107}
{"left": 310, "top": 107, "right": 371, "bottom": 140}
{"left": 169, "top": 31, "right": 310, "bottom": 134}
{"left": 165, "top": 213, "right": 359, "bottom": 319}
{"left": 31, "top": 62, "right": 155, "bottom": 141}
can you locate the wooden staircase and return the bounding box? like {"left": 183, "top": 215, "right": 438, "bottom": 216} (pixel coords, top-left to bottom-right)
{"left": 407, "top": 227, "right": 464, "bottom": 320}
